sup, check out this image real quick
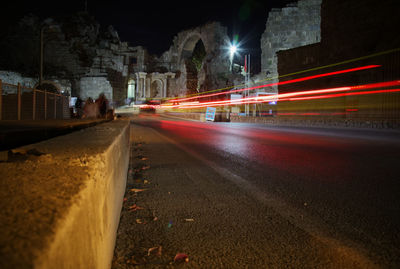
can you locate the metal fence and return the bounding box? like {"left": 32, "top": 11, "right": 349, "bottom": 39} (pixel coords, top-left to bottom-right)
{"left": 0, "top": 80, "right": 70, "bottom": 120}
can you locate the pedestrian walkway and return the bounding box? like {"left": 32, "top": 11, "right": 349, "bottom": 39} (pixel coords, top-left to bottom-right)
{"left": 0, "top": 118, "right": 111, "bottom": 151}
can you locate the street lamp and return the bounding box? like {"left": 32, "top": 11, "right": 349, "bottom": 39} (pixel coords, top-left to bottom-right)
{"left": 229, "top": 45, "right": 237, "bottom": 58}
{"left": 229, "top": 43, "right": 238, "bottom": 72}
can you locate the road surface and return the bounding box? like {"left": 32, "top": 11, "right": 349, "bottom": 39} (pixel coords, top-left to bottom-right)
{"left": 112, "top": 114, "right": 400, "bottom": 268}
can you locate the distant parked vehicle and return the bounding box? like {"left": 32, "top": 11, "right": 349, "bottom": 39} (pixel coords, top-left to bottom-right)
{"left": 139, "top": 100, "right": 160, "bottom": 113}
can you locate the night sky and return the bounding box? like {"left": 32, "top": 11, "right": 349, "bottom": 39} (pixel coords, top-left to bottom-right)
{"left": 2, "top": 0, "right": 291, "bottom": 58}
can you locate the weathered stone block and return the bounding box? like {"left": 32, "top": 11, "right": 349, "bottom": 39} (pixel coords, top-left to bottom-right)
{"left": 260, "top": 0, "right": 322, "bottom": 77}
{"left": 79, "top": 77, "right": 113, "bottom": 101}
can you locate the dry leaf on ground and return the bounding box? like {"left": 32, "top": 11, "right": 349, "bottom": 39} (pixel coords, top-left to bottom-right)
{"left": 147, "top": 246, "right": 162, "bottom": 256}
{"left": 152, "top": 211, "right": 158, "bottom": 221}
{"left": 130, "top": 188, "right": 147, "bottom": 193}
{"left": 174, "top": 253, "right": 189, "bottom": 263}
{"left": 128, "top": 204, "right": 144, "bottom": 211}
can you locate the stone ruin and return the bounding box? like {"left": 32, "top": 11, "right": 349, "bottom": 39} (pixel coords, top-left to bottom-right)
{"left": 0, "top": 0, "right": 323, "bottom": 105}
{"left": 127, "top": 22, "right": 236, "bottom": 102}
{"left": 0, "top": 14, "right": 237, "bottom": 105}
{"left": 0, "top": 13, "right": 129, "bottom": 104}
{"left": 256, "top": 0, "right": 322, "bottom": 92}
{"left": 157, "top": 22, "right": 233, "bottom": 97}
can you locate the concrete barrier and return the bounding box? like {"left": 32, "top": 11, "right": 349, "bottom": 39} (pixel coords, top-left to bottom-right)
{"left": 164, "top": 112, "right": 203, "bottom": 121}
{"left": 163, "top": 112, "right": 400, "bottom": 130}
{"left": 230, "top": 115, "right": 400, "bottom": 129}
{"left": 0, "top": 119, "right": 130, "bottom": 269}
{"left": 164, "top": 112, "right": 230, "bottom": 122}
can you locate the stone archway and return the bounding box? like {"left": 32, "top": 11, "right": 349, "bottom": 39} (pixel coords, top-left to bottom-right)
{"left": 183, "top": 39, "right": 206, "bottom": 94}
{"left": 127, "top": 79, "right": 135, "bottom": 99}
{"left": 34, "top": 80, "right": 61, "bottom": 93}
{"left": 150, "top": 79, "right": 163, "bottom": 98}
{"left": 162, "top": 22, "right": 232, "bottom": 96}
{"left": 176, "top": 33, "right": 205, "bottom": 95}
{"left": 180, "top": 34, "right": 205, "bottom": 61}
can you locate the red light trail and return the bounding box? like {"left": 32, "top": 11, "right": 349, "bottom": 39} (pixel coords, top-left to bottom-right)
{"left": 168, "top": 65, "right": 381, "bottom": 103}
{"left": 162, "top": 80, "right": 400, "bottom": 109}
{"left": 283, "top": 88, "right": 400, "bottom": 102}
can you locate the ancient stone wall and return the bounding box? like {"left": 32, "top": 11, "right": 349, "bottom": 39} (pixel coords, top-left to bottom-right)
{"left": 0, "top": 71, "right": 71, "bottom": 94}
{"left": 1, "top": 14, "right": 240, "bottom": 103}
{"left": 0, "top": 13, "right": 148, "bottom": 105}
{"left": 79, "top": 77, "right": 113, "bottom": 101}
{"left": 276, "top": 0, "right": 400, "bottom": 120}
{"left": 42, "top": 17, "right": 130, "bottom": 103}
{"left": 260, "top": 0, "right": 321, "bottom": 80}
{"left": 277, "top": 0, "right": 400, "bottom": 89}
{"left": 159, "top": 22, "right": 232, "bottom": 97}
{"left": 0, "top": 71, "right": 38, "bottom": 89}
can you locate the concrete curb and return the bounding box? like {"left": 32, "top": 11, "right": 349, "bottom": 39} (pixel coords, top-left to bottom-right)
{"left": 0, "top": 119, "right": 130, "bottom": 269}
{"left": 230, "top": 116, "right": 400, "bottom": 130}
{"left": 160, "top": 111, "right": 400, "bottom": 133}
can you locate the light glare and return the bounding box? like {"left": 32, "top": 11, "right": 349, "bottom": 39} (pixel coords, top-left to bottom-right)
{"left": 230, "top": 45, "right": 237, "bottom": 56}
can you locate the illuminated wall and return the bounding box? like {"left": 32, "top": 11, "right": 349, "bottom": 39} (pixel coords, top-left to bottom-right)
{"left": 260, "top": 0, "right": 322, "bottom": 80}
{"left": 276, "top": 0, "right": 400, "bottom": 120}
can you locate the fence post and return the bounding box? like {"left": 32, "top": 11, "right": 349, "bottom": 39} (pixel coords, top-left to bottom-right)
{"left": 17, "top": 83, "right": 21, "bottom": 120}
{"left": 44, "top": 90, "right": 47, "bottom": 120}
{"left": 33, "top": 88, "right": 36, "bottom": 120}
{"left": 0, "top": 79, "right": 2, "bottom": 120}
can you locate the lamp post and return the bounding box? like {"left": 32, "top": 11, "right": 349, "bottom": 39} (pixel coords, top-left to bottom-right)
{"left": 39, "top": 23, "right": 58, "bottom": 88}
{"left": 229, "top": 45, "right": 237, "bottom": 72}
{"left": 244, "top": 54, "right": 250, "bottom": 116}
{"left": 39, "top": 26, "right": 44, "bottom": 87}
{"left": 38, "top": 22, "right": 58, "bottom": 120}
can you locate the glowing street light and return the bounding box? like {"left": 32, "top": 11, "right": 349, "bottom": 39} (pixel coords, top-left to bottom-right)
{"left": 229, "top": 43, "right": 239, "bottom": 72}
{"left": 229, "top": 45, "right": 237, "bottom": 58}
{"left": 227, "top": 34, "right": 241, "bottom": 72}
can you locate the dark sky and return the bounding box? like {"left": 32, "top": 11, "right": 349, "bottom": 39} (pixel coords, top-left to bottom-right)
{"left": 2, "top": 0, "right": 291, "bottom": 58}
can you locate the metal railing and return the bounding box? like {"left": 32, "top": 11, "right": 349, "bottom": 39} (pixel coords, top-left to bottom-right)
{"left": 0, "top": 79, "right": 70, "bottom": 120}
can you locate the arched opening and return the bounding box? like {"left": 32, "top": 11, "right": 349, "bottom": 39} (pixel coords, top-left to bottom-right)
{"left": 150, "top": 80, "right": 162, "bottom": 98}
{"left": 35, "top": 81, "right": 61, "bottom": 94}
{"left": 127, "top": 79, "right": 135, "bottom": 102}
{"left": 185, "top": 39, "right": 206, "bottom": 94}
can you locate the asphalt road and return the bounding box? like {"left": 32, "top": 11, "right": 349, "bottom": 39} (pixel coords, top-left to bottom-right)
{"left": 112, "top": 114, "right": 400, "bottom": 268}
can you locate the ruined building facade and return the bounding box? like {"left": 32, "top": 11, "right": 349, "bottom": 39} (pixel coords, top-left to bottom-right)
{"left": 0, "top": 0, "right": 336, "bottom": 105}
{"left": 0, "top": 14, "right": 235, "bottom": 105}
{"left": 258, "top": 0, "right": 322, "bottom": 91}
{"left": 274, "top": 0, "right": 400, "bottom": 121}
